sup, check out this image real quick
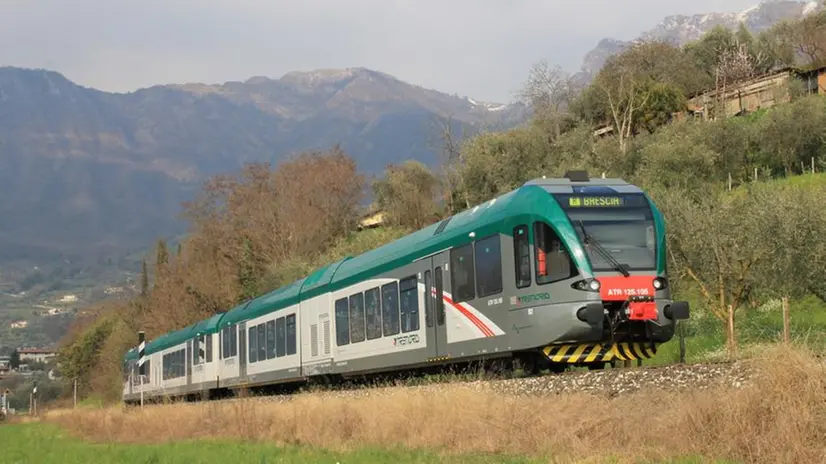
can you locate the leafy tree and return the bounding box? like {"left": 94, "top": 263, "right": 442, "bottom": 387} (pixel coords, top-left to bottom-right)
{"left": 10, "top": 350, "right": 20, "bottom": 370}
{"left": 373, "top": 160, "right": 442, "bottom": 230}
{"left": 583, "top": 40, "right": 695, "bottom": 152}
{"left": 653, "top": 184, "right": 779, "bottom": 349}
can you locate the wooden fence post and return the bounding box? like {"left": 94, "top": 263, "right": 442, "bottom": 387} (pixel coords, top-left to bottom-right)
{"left": 782, "top": 296, "right": 790, "bottom": 344}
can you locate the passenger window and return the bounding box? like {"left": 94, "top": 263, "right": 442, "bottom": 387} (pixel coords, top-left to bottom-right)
{"left": 475, "top": 235, "right": 503, "bottom": 297}
{"left": 276, "top": 317, "right": 286, "bottom": 357}
{"left": 206, "top": 334, "right": 213, "bottom": 363}
{"left": 248, "top": 327, "right": 257, "bottom": 363}
{"left": 349, "top": 293, "right": 366, "bottom": 343}
{"left": 192, "top": 338, "right": 199, "bottom": 366}
{"left": 450, "top": 244, "right": 476, "bottom": 302}
{"left": 230, "top": 324, "right": 237, "bottom": 357}
{"left": 381, "top": 282, "right": 400, "bottom": 336}
{"left": 285, "top": 314, "right": 297, "bottom": 355}
{"left": 435, "top": 267, "right": 445, "bottom": 326}
{"left": 266, "top": 320, "right": 276, "bottom": 359}
{"left": 221, "top": 327, "right": 227, "bottom": 359}
{"left": 365, "top": 288, "right": 382, "bottom": 340}
{"left": 399, "top": 276, "right": 420, "bottom": 333}
{"left": 534, "top": 222, "right": 577, "bottom": 284}
{"left": 424, "top": 270, "right": 433, "bottom": 328}
{"left": 335, "top": 298, "right": 350, "bottom": 346}
{"left": 513, "top": 225, "right": 531, "bottom": 288}
{"left": 256, "top": 324, "right": 265, "bottom": 362}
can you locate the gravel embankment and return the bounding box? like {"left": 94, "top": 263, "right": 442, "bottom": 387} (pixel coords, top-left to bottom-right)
{"left": 248, "top": 361, "right": 753, "bottom": 403}
{"left": 476, "top": 361, "right": 752, "bottom": 397}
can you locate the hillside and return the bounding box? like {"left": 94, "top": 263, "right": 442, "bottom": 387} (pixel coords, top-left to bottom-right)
{"left": 0, "top": 66, "right": 525, "bottom": 267}
{"left": 575, "top": 0, "right": 822, "bottom": 84}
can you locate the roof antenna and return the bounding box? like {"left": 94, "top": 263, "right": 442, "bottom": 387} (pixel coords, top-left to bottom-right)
{"left": 601, "top": 172, "right": 606, "bottom": 179}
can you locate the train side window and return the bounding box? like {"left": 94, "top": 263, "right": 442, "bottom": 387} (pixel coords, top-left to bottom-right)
{"left": 424, "top": 270, "right": 433, "bottom": 328}
{"left": 534, "top": 222, "right": 577, "bottom": 284}
{"left": 335, "top": 298, "right": 350, "bottom": 346}
{"left": 276, "top": 316, "right": 286, "bottom": 357}
{"left": 285, "top": 314, "right": 297, "bottom": 355}
{"left": 513, "top": 225, "right": 532, "bottom": 288}
{"left": 228, "top": 324, "right": 237, "bottom": 358}
{"left": 257, "top": 323, "right": 266, "bottom": 362}
{"left": 248, "top": 327, "right": 258, "bottom": 363}
{"left": 399, "top": 276, "right": 420, "bottom": 333}
{"left": 435, "top": 267, "right": 445, "bottom": 326}
{"left": 381, "top": 281, "right": 401, "bottom": 336}
{"left": 450, "top": 244, "right": 476, "bottom": 302}
{"left": 266, "top": 320, "right": 276, "bottom": 359}
{"left": 192, "top": 337, "right": 199, "bottom": 366}
{"left": 220, "top": 327, "right": 227, "bottom": 359}
{"left": 206, "top": 334, "right": 213, "bottom": 363}
{"left": 365, "top": 287, "right": 383, "bottom": 340}
{"left": 475, "top": 235, "right": 503, "bottom": 298}
{"left": 349, "top": 293, "right": 366, "bottom": 343}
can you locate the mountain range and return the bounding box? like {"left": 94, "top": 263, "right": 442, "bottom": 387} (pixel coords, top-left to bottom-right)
{"left": 0, "top": 0, "right": 818, "bottom": 274}
{"left": 0, "top": 66, "right": 525, "bottom": 267}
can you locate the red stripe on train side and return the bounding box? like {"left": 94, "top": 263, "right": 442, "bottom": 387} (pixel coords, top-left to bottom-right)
{"left": 442, "top": 295, "right": 494, "bottom": 337}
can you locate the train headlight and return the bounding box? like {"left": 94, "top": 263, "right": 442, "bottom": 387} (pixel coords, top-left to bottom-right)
{"left": 653, "top": 277, "right": 668, "bottom": 290}
{"left": 571, "top": 278, "right": 600, "bottom": 292}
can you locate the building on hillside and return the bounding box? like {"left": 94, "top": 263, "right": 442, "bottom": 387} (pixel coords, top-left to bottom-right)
{"left": 358, "top": 210, "right": 386, "bottom": 230}
{"left": 798, "top": 65, "right": 826, "bottom": 94}
{"left": 687, "top": 67, "right": 795, "bottom": 120}
{"left": 9, "top": 320, "right": 27, "bottom": 329}
{"left": 686, "top": 64, "right": 826, "bottom": 121}
{"left": 0, "top": 356, "right": 10, "bottom": 372}
{"left": 17, "top": 348, "right": 57, "bottom": 364}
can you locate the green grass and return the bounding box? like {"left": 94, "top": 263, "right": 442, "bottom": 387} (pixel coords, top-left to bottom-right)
{"left": 0, "top": 423, "right": 741, "bottom": 464}
{"left": 0, "top": 423, "right": 542, "bottom": 464}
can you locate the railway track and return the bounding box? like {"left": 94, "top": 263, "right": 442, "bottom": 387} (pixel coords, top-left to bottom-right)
{"left": 187, "top": 359, "right": 753, "bottom": 406}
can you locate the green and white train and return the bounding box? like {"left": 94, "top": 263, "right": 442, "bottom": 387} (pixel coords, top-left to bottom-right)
{"left": 123, "top": 172, "right": 690, "bottom": 403}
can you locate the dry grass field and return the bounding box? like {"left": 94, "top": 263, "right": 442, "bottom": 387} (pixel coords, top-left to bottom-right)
{"left": 30, "top": 344, "right": 825, "bottom": 463}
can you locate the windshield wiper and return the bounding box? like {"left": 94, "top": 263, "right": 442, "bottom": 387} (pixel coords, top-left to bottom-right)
{"left": 577, "top": 220, "right": 630, "bottom": 277}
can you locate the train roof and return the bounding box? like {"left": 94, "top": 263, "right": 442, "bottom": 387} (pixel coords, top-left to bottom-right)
{"left": 127, "top": 173, "right": 649, "bottom": 359}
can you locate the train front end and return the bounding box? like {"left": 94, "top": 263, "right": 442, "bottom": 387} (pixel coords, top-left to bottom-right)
{"left": 524, "top": 172, "right": 689, "bottom": 369}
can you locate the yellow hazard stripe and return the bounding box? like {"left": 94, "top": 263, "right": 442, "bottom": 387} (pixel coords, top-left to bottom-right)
{"left": 542, "top": 342, "right": 658, "bottom": 363}
{"left": 567, "top": 344, "right": 589, "bottom": 363}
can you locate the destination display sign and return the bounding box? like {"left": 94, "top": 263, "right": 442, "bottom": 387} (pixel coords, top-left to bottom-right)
{"left": 555, "top": 194, "right": 648, "bottom": 209}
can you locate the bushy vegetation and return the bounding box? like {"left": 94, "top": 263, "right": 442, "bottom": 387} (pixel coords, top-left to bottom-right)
{"left": 57, "top": 11, "right": 826, "bottom": 403}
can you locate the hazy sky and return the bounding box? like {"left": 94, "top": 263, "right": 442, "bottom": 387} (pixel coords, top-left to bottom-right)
{"left": 0, "top": 0, "right": 760, "bottom": 102}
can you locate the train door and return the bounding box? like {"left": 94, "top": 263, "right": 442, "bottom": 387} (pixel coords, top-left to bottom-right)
{"left": 238, "top": 322, "right": 247, "bottom": 378}
{"left": 430, "top": 251, "right": 450, "bottom": 358}
{"left": 186, "top": 340, "right": 193, "bottom": 386}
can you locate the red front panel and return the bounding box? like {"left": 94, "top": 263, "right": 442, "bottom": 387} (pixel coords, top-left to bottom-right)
{"left": 597, "top": 275, "right": 656, "bottom": 301}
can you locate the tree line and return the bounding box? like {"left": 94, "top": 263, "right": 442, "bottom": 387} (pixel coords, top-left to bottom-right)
{"left": 58, "top": 10, "right": 826, "bottom": 401}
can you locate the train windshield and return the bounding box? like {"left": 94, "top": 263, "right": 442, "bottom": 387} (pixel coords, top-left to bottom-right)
{"left": 554, "top": 192, "right": 656, "bottom": 272}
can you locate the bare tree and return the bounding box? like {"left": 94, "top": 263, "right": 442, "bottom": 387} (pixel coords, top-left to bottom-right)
{"left": 518, "top": 61, "right": 579, "bottom": 138}
{"left": 597, "top": 68, "right": 651, "bottom": 155}
{"left": 428, "top": 115, "right": 471, "bottom": 214}
{"left": 712, "top": 39, "right": 764, "bottom": 119}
